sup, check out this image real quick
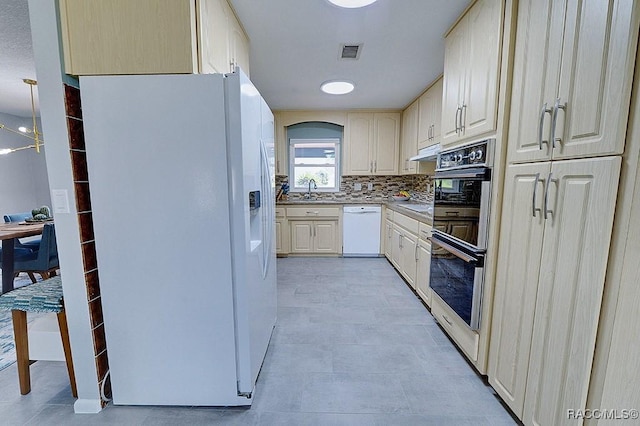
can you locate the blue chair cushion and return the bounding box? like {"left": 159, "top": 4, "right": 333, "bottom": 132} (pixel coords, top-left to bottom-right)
{"left": 0, "top": 276, "right": 63, "bottom": 313}
{"left": 0, "top": 247, "right": 38, "bottom": 266}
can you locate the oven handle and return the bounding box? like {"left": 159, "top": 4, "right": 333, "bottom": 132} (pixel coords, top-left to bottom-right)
{"left": 434, "top": 167, "right": 491, "bottom": 181}
{"left": 431, "top": 233, "right": 483, "bottom": 266}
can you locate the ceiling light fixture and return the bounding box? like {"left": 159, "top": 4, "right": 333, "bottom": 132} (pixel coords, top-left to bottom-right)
{"left": 327, "top": 0, "right": 377, "bottom": 8}
{"left": 321, "top": 80, "right": 355, "bottom": 95}
{"left": 0, "top": 79, "right": 44, "bottom": 156}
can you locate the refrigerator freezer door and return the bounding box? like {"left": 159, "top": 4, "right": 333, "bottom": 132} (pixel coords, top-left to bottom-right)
{"left": 80, "top": 74, "right": 246, "bottom": 406}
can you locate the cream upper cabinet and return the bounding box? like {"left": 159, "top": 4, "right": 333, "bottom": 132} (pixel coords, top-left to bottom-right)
{"left": 58, "top": 0, "right": 250, "bottom": 76}
{"left": 198, "top": 0, "right": 229, "bottom": 74}
{"left": 228, "top": 13, "right": 250, "bottom": 75}
{"left": 274, "top": 112, "right": 287, "bottom": 176}
{"left": 344, "top": 112, "right": 400, "bottom": 176}
{"left": 441, "top": 0, "right": 503, "bottom": 148}
{"left": 400, "top": 102, "right": 419, "bottom": 175}
{"left": 418, "top": 77, "right": 443, "bottom": 150}
{"left": 489, "top": 156, "right": 622, "bottom": 423}
{"left": 507, "top": 0, "right": 638, "bottom": 163}
{"left": 374, "top": 113, "right": 401, "bottom": 174}
{"left": 344, "top": 113, "right": 375, "bottom": 175}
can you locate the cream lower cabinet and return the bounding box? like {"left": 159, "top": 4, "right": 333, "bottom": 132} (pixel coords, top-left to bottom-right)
{"left": 489, "top": 156, "right": 621, "bottom": 423}
{"left": 415, "top": 223, "right": 432, "bottom": 307}
{"left": 286, "top": 206, "right": 341, "bottom": 255}
{"left": 290, "top": 221, "right": 339, "bottom": 254}
{"left": 275, "top": 207, "right": 288, "bottom": 255}
{"left": 388, "top": 212, "right": 419, "bottom": 289}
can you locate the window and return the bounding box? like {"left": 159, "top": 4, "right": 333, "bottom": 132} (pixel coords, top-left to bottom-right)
{"left": 289, "top": 138, "right": 340, "bottom": 192}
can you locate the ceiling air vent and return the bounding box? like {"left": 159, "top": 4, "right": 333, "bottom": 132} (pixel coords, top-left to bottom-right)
{"left": 340, "top": 44, "right": 362, "bottom": 60}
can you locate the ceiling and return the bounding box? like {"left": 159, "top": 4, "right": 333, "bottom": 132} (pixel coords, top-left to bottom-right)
{"left": 0, "top": 0, "right": 471, "bottom": 118}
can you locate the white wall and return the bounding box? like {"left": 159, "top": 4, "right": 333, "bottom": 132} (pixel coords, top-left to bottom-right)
{"left": 0, "top": 112, "right": 51, "bottom": 216}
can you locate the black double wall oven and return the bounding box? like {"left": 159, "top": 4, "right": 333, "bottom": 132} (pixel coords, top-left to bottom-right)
{"left": 430, "top": 139, "right": 493, "bottom": 330}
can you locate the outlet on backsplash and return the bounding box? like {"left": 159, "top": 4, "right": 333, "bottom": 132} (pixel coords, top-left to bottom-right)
{"left": 354, "top": 183, "right": 362, "bottom": 191}
{"left": 367, "top": 182, "right": 373, "bottom": 191}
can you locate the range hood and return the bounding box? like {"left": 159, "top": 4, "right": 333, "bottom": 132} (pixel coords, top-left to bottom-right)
{"left": 409, "top": 143, "right": 440, "bottom": 161}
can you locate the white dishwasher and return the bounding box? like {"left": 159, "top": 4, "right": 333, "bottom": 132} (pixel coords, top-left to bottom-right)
{"left": 343, "top": 205, "right": 382, "bottom": 257}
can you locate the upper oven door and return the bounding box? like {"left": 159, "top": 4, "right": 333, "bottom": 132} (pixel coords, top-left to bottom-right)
{"left": 433, "top": 167, "right": 491, "bottom": 250}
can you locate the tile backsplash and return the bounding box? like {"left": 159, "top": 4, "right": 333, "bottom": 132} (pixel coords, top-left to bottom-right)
{"left": 276, "top": 175, "right": 434, "bottom": 203}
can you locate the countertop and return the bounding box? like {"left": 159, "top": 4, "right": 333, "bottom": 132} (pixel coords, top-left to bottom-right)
{"left": 276, "top": 199, "right": 433, "bottom": 224}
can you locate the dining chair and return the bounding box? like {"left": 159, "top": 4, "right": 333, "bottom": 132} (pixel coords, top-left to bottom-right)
{"left": 3, "top": 213, "right": 42, "bottom": 250}
{"left": 2, "top": 223, "right": 60, "bottom": 284}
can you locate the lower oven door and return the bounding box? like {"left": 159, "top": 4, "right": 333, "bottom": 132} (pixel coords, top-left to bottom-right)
{"left": 430, "top": 232, "right": 485, "bottom": 330}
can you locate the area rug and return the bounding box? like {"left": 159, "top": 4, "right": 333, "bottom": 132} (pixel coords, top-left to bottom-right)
{"left": 0, "top": 273, "right": 43, "bottom": 372}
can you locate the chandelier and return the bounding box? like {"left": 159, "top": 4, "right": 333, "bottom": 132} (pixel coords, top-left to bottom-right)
{"left": 0, "top": 79, "right": 44, "bottom": 155}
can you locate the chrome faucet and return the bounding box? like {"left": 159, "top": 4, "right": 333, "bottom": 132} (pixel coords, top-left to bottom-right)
{"left": 305, "top": 179, "right": 317, "bottom": 199}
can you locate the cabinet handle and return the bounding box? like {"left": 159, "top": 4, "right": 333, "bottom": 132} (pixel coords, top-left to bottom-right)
{"left": 543, "top": 172, "right": 557, "bottom": 220}
{"left": 415, "top": 242, "right": 419, "bottom": 261}
{"left": 459, "top": 104, "right": 466, "bottom": 134}
{"left": 370, "top": 161, "right": 373, "bottom": 173}
{"left": 532, "top": 173, "right": 543, "bottom": 217}
{"left": 309, "top": 226, "right": 312, "bottom": 237}
{"left": 538, "top": 103, "right": 552, "bottom": 150}
{"left": 276, "top": 160, "right": 280, "bottom": 174}
{"left": 551, "top": 98, "right": 567, "bottom": 148}
{"left": 442, "top": 314, "right": 453, "bottom": 326}
{"left": 399, "top": 234, "right": 404, "bottom": 248}
{"left": 313, "top": 225, "right": 316, "bottom": 237}
{"left": 455, "top": 105, "right": 461, "bottom": 134}
{"left": 374, "top": 160, "right": 377, "bottom": 173}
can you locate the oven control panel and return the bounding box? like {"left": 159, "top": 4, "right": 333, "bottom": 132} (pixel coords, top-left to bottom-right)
{"left": 437, "top": 140, "right": 493, "bottom": 170}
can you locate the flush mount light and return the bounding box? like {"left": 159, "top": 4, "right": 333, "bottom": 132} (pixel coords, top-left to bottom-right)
{"left": 321, "top": 80, "right": 355, "bottom": 95}
{"left": 327, "top": 0, "right": 377, "bottom": 8}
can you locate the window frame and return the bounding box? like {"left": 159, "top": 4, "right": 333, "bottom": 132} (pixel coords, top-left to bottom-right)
{"left": 288, "top": 138, "right": 341, "bottom": 193}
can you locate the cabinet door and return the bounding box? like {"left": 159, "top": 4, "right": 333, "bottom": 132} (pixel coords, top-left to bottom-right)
{"left": 274, "top": 112, "right": 287, "bottom": 176}
{"left": 314, "top": 221, "right": 338, "bottom": 254}
{"left": 506, "top": 0, "right": 564, "bottom": 164}
{"left": 275, "top": 220, "right": 282, "bottom": 253}
{"left": 384, "top": 220, "right": 393, "bottom": 260}
{"left": 289, "top": 221, "right": 314, "bottom": 253}
{"left": 344, "top": 113, "right": 374, "bottom": 175}
{"left": 390, "top": 226, "right": 402, "bottom": 270}
{"left": 415, "top": 240, "right": 431, "bottom": 306}
{"left": 431, "top": 77, "right": 443, "bottom": 145}
{"left": 463, "top": 0, "right": 502, "bottom": 140}
{"left": 401, "top": 232, "right": 418, "bottom": 289}
{"left": 229, "top": 17, "right": 250, "bottom": 76}
{"left": 401, "top": 102, "right": 419, "bottom": 174}
{"left": 418, "top": 90, "right": 434, "bottom": 149}
{"left": 523, "top": 156, "right": 621, "bottom": 426}
{"left": 197, "top": 0, "right": 229, "bottom": 74}
{"left": 488, "top": 162, "right": 549, "bottom": 418}
{"left": 552, "top": 0, "right": 637, "bottom": 160}
{"left": 374, "top": 113, "right": 400, "bottom": 175}
{"left": 441, "top": 16, "right": 468, "bottom": 147}
{"left": 59, "top": 0, "right": 198, "bottom": 75}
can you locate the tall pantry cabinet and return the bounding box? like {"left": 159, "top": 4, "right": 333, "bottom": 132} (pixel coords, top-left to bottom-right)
{"left": 488, "top": 0, "right": 639, "bottom": 424}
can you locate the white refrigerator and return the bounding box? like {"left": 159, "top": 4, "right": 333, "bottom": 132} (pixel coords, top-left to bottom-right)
{"left": 79, "top": 70, "right": 277, "bottom": 406}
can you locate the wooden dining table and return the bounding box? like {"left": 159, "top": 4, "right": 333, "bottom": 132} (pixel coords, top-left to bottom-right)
{"left": 0, "top": 222, "right": 46, "bottom": 294}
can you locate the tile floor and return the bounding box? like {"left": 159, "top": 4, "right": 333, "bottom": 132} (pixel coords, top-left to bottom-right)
{"left": 0, "top": 257, "right": 519, "bottom": 425}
